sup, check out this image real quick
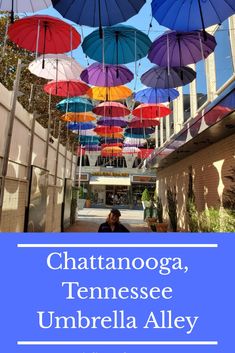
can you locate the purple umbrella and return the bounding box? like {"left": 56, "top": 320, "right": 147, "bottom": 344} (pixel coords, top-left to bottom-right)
{"left": 80, "top": 62, "right": 134, "bottom": 87}
{"left": 141, "top": 66, "right": 196, "bottom": 89}
{"left": 84, "top": 145, "right": 101, "bottom": 152}
{"left": 97, "top": 118, "right": 129, "bottom": 127}
{"left": 148, "top": 30, "right": 217, "bottom": 67}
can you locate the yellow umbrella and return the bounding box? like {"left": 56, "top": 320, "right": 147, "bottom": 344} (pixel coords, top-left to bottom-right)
{"left": 61, "top": 112, "right": 96, "bottom": 122}
{"left": 87, "top": 85, "right": 132, "bottom": 101}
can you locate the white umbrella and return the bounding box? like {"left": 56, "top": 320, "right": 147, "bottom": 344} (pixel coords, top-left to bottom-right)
{"left": 0, "top": 0, "right": 52, "bottom": 13}
{"left": 28, "top": 54, "right": 83, "bottom": 81}
{"left": 79, "top": 130, "right": 98, "bottom": 136}
{"left": 124, "top": 137, "right": 147, "bottom": 146}
{"left": 122, "top": 147, "right": 140, "bottom": 154}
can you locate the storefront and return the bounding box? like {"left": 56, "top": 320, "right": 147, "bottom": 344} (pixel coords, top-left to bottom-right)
{"left": 131, "top": 175, "right": 157, "bottom": 209}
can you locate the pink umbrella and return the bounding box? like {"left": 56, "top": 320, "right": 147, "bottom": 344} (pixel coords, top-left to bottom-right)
{"left": 44, "top": 80, "right": 89, "bottom": 97}
{"left": 93, "top": 102, "right": 130, "bottom": 117}
{"left": 132, "top": 103, "right": 172, "bottom": 118}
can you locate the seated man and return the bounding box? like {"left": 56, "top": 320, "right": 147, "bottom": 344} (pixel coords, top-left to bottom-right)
{"left": 98, "top": 208, "right": 129, "bottom": 233}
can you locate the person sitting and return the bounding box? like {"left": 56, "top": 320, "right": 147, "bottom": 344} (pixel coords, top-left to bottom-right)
{"left": 98, "top": 208, "right": 129, "bottom": 232}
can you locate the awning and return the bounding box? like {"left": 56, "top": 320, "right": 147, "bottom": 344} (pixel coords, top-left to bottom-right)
{"left": 90, "top": 176, "right": 131, "bottom": 186}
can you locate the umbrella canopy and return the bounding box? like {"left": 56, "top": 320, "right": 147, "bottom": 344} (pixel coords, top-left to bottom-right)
{"left": 80, "top": 63, "right": 134, "bottom": 87}
{"left": 101, "top": 143, "right": 123, "bottom": 148}
{"left": 132, "top": 103, "right": 172, "bottom": 118}
{"left": 124, "top": 132, "right": 151, "bottom": 138}
{"left": 129, "top": 119, "right": 160, "bottom": 128}
{"left": 101, "top": 146, "right": 122, "bottom": 156}
{"left": 122, "top": 147, "right": 140, "bottom": 154}
{"left": 85, "top": 145, "right": 102, "bottom": 151}
{"left": 87, "top": 86, "right": 132, "bottom": 101}
{"left": 134, "top": 87, "right": 179, "bottom": 103}
{"left": 148, "top": 30, "right": 217, "bottom": 67}
{"left": 151, "top": 0, "right": 235, "bottom": 33}
{"left": 82, "top": 25, "right": 151, "bottom": 65}
{"left": 44, "top": 80, "right": 89, "bottom": 97}
{"left": 98, "top": 132, "right": 124, "bottom": 138}
{"left": 79, "top": 137, "right": 100, "bottom": 143}
{"left": 8, "top": 15, "right": 80, "bottom": 54}
{"left": 141, "top": 66, "right": 196, "bottom": 88}
{"left": 56, "top": 97, "right": 93, "bottom": 113}
{"left": 79, "top": 130, "right": 98, "bottom": 136}
{"left": 68, "top": 122, "right": 95, "bottom": 130}
{"left": 124, "top": 137, "right": 147, "bottom": 146}
{"left": 51, "top": 0, "right": 146, "bottom": 29}
{"left": 97, "top": 118, "right": 128, "bottom": 128}
{"left": 61, "top": 112, "right": 96, "bottom": 122}
{"left": 76, "top": 146, "right": 86, "bottom": 156}
{"left": 29, "top": 54, "right": 83, "bottom": 81}
{"left": 94, "top": 126, "right": 123, "bottom": 134}
{"left": 93, "top": 102, "right": 130, "bottom": 117}
{"left": 138, "top": 149, "right": 154, "bottom": 159}
{"left": 0, "top": 0, "right": 51, "bottom": 13}
{"left": 101, "top": 138, "right": 124, "bottom": 144}
{"left": 125, "top": 127, "right": 155, "bottom": 135}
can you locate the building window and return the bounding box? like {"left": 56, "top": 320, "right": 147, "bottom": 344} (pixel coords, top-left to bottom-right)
{"left": 214, "top": 19, "right": 234, "bottom": 90}
{"left": 183, "top": 85, "right": 191, "bottom": 122}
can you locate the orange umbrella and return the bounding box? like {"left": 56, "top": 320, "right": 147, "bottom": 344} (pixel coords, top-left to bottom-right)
{"left": 61, "top": 112, "right": 96, "bottom": 122}
{"left": 101, "top": 146, "right": 122, "bottom": 157}
{"left": 87, "top": 85, "right": 132, "bottom": 101}
{"left": 97, "top": 132, "right": 124, "bottom": 139}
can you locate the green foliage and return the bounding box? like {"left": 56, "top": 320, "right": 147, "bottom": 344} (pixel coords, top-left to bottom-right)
{"left": 223, "top": 167, "right": 235, "bottom": 210}
{"left": 198, "top": 208, "right": 235, "bottom": 232}
{"left": 156, "top": 197, "right": 163, "bottom": 223}
{"left": 167, "top": 187, "right": 177, "bottom": 231}
{"left": 186, "top": 199, "right": 199, "bottom": 232}
{"left": 141, "top": 188, "right": 151, "bottom": 202}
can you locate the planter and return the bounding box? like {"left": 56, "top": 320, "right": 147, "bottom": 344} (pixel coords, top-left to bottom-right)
{"left": 146, "top": 217, "right": 157, "bottom": 231}
{"left": 85, "top": 199, "right": 91, "bottom": 208}
{"left": 156, "top": 222, "right": 168, "bottom": 232}
{"left": 77, "top": 199, "right": 86, "bottom": 210}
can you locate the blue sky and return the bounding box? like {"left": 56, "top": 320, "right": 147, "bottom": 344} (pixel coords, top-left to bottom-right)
{"left": 35, "top": 0, "right": 166, "bottom": 92}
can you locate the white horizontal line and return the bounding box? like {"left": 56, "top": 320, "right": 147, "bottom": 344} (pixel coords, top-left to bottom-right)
{"left": 17, "top": 341, "right": 218, "bottom": 346}
{"left": 17, "top": 244, "right": 218, "bottom": 248}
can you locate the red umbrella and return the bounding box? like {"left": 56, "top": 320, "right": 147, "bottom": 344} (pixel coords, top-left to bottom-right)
{"left": 132, "top": 103, "right": 172, "bottom": 118}
{"left": 94, "top": 126, "right": 123, "bottom": 134}
{"left": 129, "top": 118, "right": 160, "bottom": 128}
{"left": 93, "top": 102, "right": 130, "bottom": 117}
{"left": 138, "top": 149, "right": 154, "bottom": 159}
{"left": 8, "top": 15, "right": 81, "bottom": 54}
{"left": 44, "top": 80, "right": 89, "bottom": 97}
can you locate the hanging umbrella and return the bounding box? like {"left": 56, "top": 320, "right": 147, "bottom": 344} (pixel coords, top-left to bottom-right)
{"left": 61, "top": 112, "right": 96, "bottom": 123}
{"left": 8, "top": 15, "right": 80, "bottom": 56}
{"left": 132, "top": 103, "right": 172, "bottom": 118}
{"left": 56, "top": 97, "right": 93, "bottom": 113}
{"left": 79, "top": 130, "right": 98, "bottom": 136}
{"left": 44, "top": 80, "right": 89, "bottom": 97}
{"left": 124, "top": 137, "right": 147, "bottom": 146}
{"left": 148, "top": 30, "right": 217, "bottom": 67}
{"left": 124, "top": 132, "right": 151, "bottom": 138}
{"left": 80, "top": 63, "right": 134, "bottom": 87}
{"left": 52, "top": 0, "right": 146, "bottom": 37}
{"left": 85, "top": 145, "right": 101, "bottom": 152}
{"left": 94, "top": 126, "right": 123, "bottom": 134}
{"left": 141, "top": 66, "right": 196, "bottom": 88}
{"left": 68, "top": 122, "right": 95, "bottom": 130}
{"left": 82, "top": 25, "right": 151, "bottom": 65}
{"left": 96, "top": 132, "right": 124, "bottom": 139}
{"left": 151, "top": 0, "right": 235, "bottom": 34}
{"left": 97, "top": 118, "right": 128, "bottom": 128}
{"left": 78, "top": 140, "right": 100, "bottom": 145}
{"left": 79, "top": 135, "right": 100, "bottom": 141}
{"left": 138, "top": 149, "right": 154, "bottom": 159}
{"left": 76, "top": 146, "right": 86, "bottom": 156}
{"left": 122, "top": 147, "right": 140, "bottom": 154}
{"left": 29, "top": 54, "right": 83, "bottom": 81}
{"left": 93, "top": 102, "right": 130, "bottom": 117}
{"left": 87, "top": 86, "right": 132, "bottom": 101}
{"left": 129, "top": 119, "right": 160, "bottom": 128}
{"left": 0, "top": 0, "right": 52, "bottom": 22}
{"left": 125, "top": 127, "right": 155, "bottom": 135}
{"left": 134, "top": 87, "right": 179, "bottom": 103}
{"left": 101, "top": 143, "right": 123, "bottom": 148}
{"left": 101, "top": 146, "right": 122, "bottom": 157}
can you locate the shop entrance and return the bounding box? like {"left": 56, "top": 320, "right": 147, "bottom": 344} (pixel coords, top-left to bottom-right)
{"left": 106, "top": 186, "right": 129, "bottom": 207}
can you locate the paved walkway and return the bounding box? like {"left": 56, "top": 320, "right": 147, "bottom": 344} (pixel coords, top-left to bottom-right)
{"left": 65, "top": 208, "right": 151, "bottom": 233}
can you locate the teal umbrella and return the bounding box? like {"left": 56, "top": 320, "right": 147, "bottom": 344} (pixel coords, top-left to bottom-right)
{"left": 56, "top": 97, "right": 93, "bottom": 113}
{"left": 82, "top": 24, "right": 151, "bottom": 65}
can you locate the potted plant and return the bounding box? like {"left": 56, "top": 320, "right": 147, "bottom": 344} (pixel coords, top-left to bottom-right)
{"left": 167, "top": 187, "right": 178, "bottom": 232}
{"left": 85, "top": 187, "right": 92, "bottom": 208}
{"left": 141, "top": 188, "right": 152, "bottom": 220}
{"left": 77, "top": 186, "right": 86, "bottom": 210}
{"left": 155, "top": 197, "right": 168, "bottom": 232}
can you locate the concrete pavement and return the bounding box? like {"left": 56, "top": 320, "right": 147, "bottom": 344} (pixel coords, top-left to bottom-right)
{"left": 65, "top": 208, "right": 151, "bottom": 233}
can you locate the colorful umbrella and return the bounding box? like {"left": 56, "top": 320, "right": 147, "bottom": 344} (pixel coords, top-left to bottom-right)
{"left": 98, "top": 132, "right": 124, "bottom": 139}
{"left": 124, "top": 137, "right": 147, "bottom": 146}
{"left": 100, "top": 138, "right": 124, "bottom": 144}
{"left": 97, "top": 118, "right": 128, "bottom": 128}
{"left": 56, "top": 97, "right": 93, "bottom": 113}
{"left": 101, "top": 143, "right": 123, "bottom": 148}
{"left": 129, "top": 119, "right": 160, "bottom": 128}
{"left": 60, "top": 112, "right": 96, "bottom": 123}
{"left": 134, "top": 87, "right": 179, "bottom": 103}
{"left": 79, "top": 130, "right": 98, "bottom": 136}
{"left": 94, "top": 126, "right": 123, "bottom": 134}
{"left": 132, "top": 103, "right": 172, "bottom": 118}
{"left": 151, "top": 0, "right": 235, "bottom": 33}
{"left": 141, "top": 66, "right": 196, "bottom": 88}
{"left": 85, "top": 145, "right": 101, "bottom": 152}
{"left": 68, "top": 122, "right": 95, "bottom": 130}
{"left": 8, "top": 15, "right": 80, "bottom": 55}
{"left": 44, "top": 80, "right": 89, "bottom": 97}
{"left": 125, "top": 127, "right": 155, "bottom": 135}
{"left": 101, "top": 146, "right": 122, "bottom": 156}
{"left": 87, "top": 86, "right": 132, "bottom": 101}
{"left": 124, "top": 132, "right": 151, "bottom": 138}
{"left": 80, "top": 63, "right": 134, "bottom": 87}
{"left": 93, "top": 102, "right": 130, "bottom": 117}
{"left": 0, "top": 0, "right": 52, "bottom": 22}
{"left": 28, "top": 54, "right": 83, "bottom": 81}
{"left": 122, "top": 147, "right": 140, "bottom": 154}
{"left": 52, "top": 0, "right": 146, "bottom": 36}
{"left": 148, "top": 30, "right": 216, "bottom": 67}
{"left": 138, "top": 149, "right": 154, "bottom": 159}
{"left": 76, "top": 146, "right": 86, "bottom": 156}
{"left": 82, "top": 25, "right": 151, "bottom": 65}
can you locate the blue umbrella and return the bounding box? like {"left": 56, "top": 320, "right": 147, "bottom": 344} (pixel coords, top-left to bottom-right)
{"left": 82, "top": 25, "right": 151, "bottom": 65}
{"left": 151, "top": 0, "right": 235, "bottom": 34}
{"left": 56, "top": 97, "right": 93, "bottom": 113}
{"left": 134, "top": 87, "right": 179, "bottom": 103}
{"left": 68, "top": 122, "right": 95, "bottom": 130}
{"left": 141, "top": 66, "right": 196, "bottom": 89}
{"left": 52, "top": 0, "right": 146, "bottom": 38}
